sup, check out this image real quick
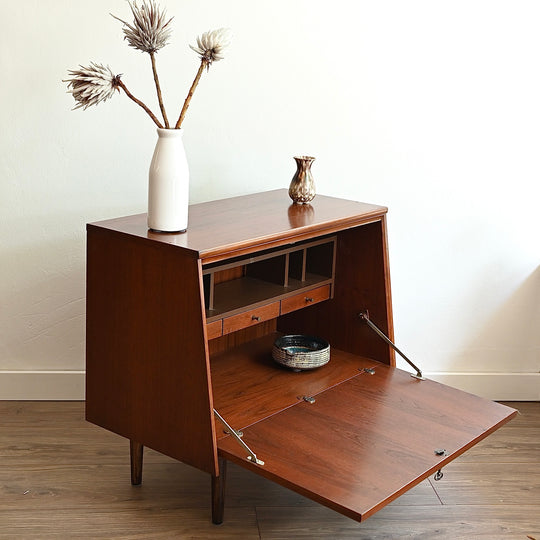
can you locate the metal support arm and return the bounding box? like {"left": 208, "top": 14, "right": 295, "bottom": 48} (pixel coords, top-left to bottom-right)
{"left": 359, "top": 310, "right": 424, "bottom": 380}
{"left": 213, "top": 409, "right": 265, "bottom": 466}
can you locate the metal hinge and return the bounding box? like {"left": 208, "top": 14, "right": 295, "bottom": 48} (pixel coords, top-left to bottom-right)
{"left": 213, "top": 409, "right": 264, "bottom": 466}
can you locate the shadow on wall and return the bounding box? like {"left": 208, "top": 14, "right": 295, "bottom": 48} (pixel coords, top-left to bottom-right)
{"left": 0, "top": 236, "right": 86, "bottom": 372}
{"left": 432, "top": 266, "right": 540, "bottom": 400}
{"left": 460, "top": 265, "right": 540, "bottom": 372}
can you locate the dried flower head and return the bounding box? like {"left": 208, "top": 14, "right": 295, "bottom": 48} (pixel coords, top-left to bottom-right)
{"left": 64, "top": 63, "right": 120, "bottom": 110}
{"left": 112, "top": 0, "right": 173, "bottom": 54}
{"left": 65, "top": 3, "right": 231, "bottom": 129}
{"left": 190, "top": 28, "right": 231, "bottom": 67}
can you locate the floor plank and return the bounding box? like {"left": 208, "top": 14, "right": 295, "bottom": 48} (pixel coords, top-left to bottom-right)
{"left": 1, "top": 400, "right": 538, "bottom": 538}
{"left": 256, "top": 505, "right": 540, "bottom": 539}
{"left": 430, "top": 461, "right": 540, "bottom": 506}
{"left": 0, "top": 508, "right": 259, "bottom": 539}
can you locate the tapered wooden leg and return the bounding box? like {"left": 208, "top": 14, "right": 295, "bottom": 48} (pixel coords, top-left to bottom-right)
{"left": 211, "top": 457, "right": 227, "bottom": 525}
{"left": 130, "top": 440, "right": 144, "bottom": 486}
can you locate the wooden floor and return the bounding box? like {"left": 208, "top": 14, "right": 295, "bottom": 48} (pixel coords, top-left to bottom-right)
{"left": 1, "top": 401, "right": 538, "bottom": 539}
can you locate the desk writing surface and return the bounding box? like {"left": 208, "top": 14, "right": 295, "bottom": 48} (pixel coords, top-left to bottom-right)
{"left": 218, "top": 362, "right": 517, "bottom": 522}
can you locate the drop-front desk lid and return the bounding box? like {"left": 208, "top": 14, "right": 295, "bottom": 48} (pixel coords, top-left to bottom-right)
{"left": 217, "top": 360, "right": 516, "bottom": 522}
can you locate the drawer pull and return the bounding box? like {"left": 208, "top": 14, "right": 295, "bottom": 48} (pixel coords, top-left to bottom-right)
{"left": 223, "top": 302, "right": 280, "bottom": 335}
{"left": 280, "top": 285, "right": 331, "bottom": 316}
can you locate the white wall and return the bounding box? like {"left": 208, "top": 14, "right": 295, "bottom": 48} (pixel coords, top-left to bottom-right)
{"left": 1, "top": 0, "right": 538, "bottom": 400}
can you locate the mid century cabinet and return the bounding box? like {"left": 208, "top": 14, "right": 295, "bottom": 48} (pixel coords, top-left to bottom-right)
{"left": 86, "top": 189, "right": 516, "bottom": 524}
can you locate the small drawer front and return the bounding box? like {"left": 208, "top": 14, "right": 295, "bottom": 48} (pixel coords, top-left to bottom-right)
{"left": 280, "top": 284, "right": 331, "bottom": 315}
{"left": 206, "top": 319, "right": 223, "bottom": 340}
{"left": 223, "top": 302, "right": 280, "bottom": 335}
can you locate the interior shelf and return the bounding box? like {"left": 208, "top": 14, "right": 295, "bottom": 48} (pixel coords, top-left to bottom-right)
{"left": 203, "top": 236, "right": 336, "bottom": 323}
{"left": 206, "top": 274, "right": 333, "bottom": 321}
{"left": 210, "top": 332, "right": 377, "bottom": 436}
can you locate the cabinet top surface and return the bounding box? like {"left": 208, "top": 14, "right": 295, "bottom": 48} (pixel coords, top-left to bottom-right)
{"left": 88, "top": 189, "right": 387, "bottom": 261}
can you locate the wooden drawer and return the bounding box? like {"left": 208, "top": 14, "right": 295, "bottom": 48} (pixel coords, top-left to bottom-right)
{"left": 206, "top": 319, "right": 223, "bottom": 340}
{"left": 280, "top": 284, "right": 331, "bottom": 315}
{"left": 222, "top": 302, "right": 280, "bottom": 335}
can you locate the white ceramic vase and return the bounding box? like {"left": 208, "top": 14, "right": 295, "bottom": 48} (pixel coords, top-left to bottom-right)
{"left": 148, "top": 128, "right": 189, "bottom": 232}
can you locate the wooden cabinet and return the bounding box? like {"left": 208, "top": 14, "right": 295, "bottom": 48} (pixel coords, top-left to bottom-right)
{"left": 86, "top": 189, "right": 516, "bottom": 524}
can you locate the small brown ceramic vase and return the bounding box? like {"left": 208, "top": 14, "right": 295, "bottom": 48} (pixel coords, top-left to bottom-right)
{"left": 289, "top": 156, "right": 316, "bottom": 204}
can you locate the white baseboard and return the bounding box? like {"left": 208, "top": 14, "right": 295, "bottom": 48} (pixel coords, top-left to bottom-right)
{"left": 425, "top": 372, "right": 540, "bottom": 401}
{"left": 0, "top": 370, "right": 537, "bottom": 401}
{"left": 0, "top": 371, "right": 85, "bottom": 400}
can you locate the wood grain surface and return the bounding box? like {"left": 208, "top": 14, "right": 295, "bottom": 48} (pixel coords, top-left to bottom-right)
{"left": 89, "top": 189, "right": 388, "bottom": 263}
{"left": 210, "top": 333, "right": 376, "bottom": 432}
{"left": 217, "top": 364, "right": 516, "bottom": 522}
{"left": 278, "top": 219, "right": 395, "bottom": 366}
{"left": 86, "top": 227, "right": 218, "bottom": 475}
{"left": 1, "top": 401, "right": 537, "bottom": 538}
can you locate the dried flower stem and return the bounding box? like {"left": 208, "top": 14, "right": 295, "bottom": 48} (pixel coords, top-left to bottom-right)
{"left": 150, "top": 52, "right": 169, "bottom": 128}
{"left": 115, "top": 78, "right": 164, "bottom": 128}
{"left": 175, "top": 59, "right": 207, "bottom": 129}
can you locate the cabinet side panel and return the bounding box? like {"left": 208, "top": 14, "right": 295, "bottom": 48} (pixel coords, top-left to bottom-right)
{"left": 86, "top": 228, "right": 218, "bottom": 475}
{"left": 279, "top": 219, "right": 395, "bottom": 365}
